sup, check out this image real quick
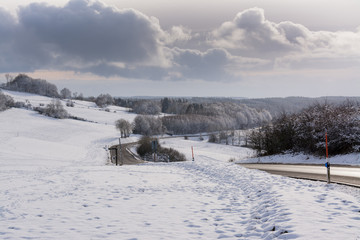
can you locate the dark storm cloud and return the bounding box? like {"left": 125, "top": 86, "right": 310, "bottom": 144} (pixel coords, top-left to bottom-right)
{"left": 18, "top": 0, "right": 163, "bottom": 63}
{"left": 0, "top": 0, "right": 242, "bottom": 81}
{"left": 0, "top": 0, "right": 170, "bottom": 74}
{"left": 1, "top": 0, "right": 237, "bottom": 81}
{"left": 172, "top": 48, "right": 232, "bottom": 81}
{"left": 0, "top": 7, "right": 55, "bottom": 72}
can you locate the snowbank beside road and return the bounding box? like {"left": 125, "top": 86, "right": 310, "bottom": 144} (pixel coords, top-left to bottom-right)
{"left": 237, "top": 152, "right": 360, "bottom": 166}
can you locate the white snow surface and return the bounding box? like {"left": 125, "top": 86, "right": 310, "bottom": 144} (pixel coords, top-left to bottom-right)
{"left": 2, "top": 89, "right": 137, "bottom": 125}
{"left": 1, "top": 90, "right": 360, "bottom": 239}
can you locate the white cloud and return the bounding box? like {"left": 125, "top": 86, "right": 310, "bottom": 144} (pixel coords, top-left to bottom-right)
{"left": 163, "top": 25, "right": 192, "bottom": 45}
{"left": 210, "top": 7, "right": 360, "bottom": 72}
{"left": 210, "top": 8, "right": 298, "bottom": 58}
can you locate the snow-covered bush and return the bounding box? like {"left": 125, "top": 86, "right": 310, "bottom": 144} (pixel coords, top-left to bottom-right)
{"left": 208, "top": 133, "right": 218, "bottom": 143}
{"left": 35, "top": 99, "right": 69, "bottom": 119}
{"left": 136, "top": 136, "right": 186, "bottom": 162}
{"left": 0, "top": 90, "right": 14, "bottom": 111}
{"left": 66, "top": 100, "right": 74, "bottom": 107}
{"left": 136, "top": 136, "right": 154, "bottom": 157}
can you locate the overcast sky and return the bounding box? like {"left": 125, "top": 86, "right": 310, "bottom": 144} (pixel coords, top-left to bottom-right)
{"left": 1, "top": 0, "right": 359, "bottom": 98}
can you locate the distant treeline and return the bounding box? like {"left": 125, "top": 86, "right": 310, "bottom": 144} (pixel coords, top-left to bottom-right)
{"left": 2, "top": 74, "right": 60, "bottom": 98}
{"left": 3, "top": 74, "right": 360, "bottom": 137}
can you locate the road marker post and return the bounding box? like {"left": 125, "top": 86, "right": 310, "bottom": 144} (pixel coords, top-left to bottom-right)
{"left": 191, "top": 146, "right": 195, "bottom": 161}
{"left": 325, "top": 130, "right": 330, "bottom": 184}
{"left": 152, "top": 140, "right": 158, "bottom": 162}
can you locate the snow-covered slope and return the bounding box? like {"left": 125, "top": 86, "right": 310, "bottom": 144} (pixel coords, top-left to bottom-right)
{"left": 1, "top": 90, "right": 360, "bottom": 239}
{"left": 0, "top": 108, "right": 117, "bottom": 168}
{"left": 2, "top": 89, "right": 137, "bottom": 125}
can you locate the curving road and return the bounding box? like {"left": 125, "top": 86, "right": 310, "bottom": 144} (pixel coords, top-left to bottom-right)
{"left": 109, "top": 143, "right": 144, "bottom": 165}
{"left": 239, "top": 164, "right": 360, "bottom": 187}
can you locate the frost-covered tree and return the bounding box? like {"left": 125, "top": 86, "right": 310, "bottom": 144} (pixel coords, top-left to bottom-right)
{"left": 132, "top": 100, "right": 161, "bottom": 115}
{"left": 95, "top": 94, "right": 113, "bottom": 108}
{"left": 3, "top": 74, "right": 60, "bottom": 98}
{"left": 161, "top": 97, "right": 170, "bottom": 113}
{"left": 133, "top": 115, "right": 163, "bottom": 136}
{"left": 60, "top": 88, "right": 72, "bottom": 99}
{"left": 115, "top": 119, "right": 132, "bottom": 138}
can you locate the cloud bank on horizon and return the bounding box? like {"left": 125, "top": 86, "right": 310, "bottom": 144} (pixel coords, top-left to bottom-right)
{"left": 0, "top": 0, "right": 359, "bottom": 84}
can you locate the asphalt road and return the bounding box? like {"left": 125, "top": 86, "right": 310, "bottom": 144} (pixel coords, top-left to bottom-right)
{"left": 109, "top": 143, "right": 144, "bottom": 165}
{"left": 239, "top": 164, "right": 360, "bottom": 188}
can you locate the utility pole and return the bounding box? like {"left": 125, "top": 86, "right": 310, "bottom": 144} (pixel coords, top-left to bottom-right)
{"left": 325, "top": 130, "right": 330, "bottom": 184}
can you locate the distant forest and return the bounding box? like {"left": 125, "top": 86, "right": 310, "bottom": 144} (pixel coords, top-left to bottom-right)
{"left": 2, "top": 73, "right": 360, "bottom": 136}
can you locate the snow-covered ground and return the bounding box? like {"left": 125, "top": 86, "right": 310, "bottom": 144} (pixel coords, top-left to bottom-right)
{"left": 2, "top": 89, "right": 137, "bottom": 125}
{"left": 1, "top": 90, "right": 360, "bottom": 239}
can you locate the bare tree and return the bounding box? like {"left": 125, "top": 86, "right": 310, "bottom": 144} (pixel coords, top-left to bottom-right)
{"left": 60, "top": 88, "right": 72, "bottom": 99}
{"left": 5, "top": 74, "right": 13, "bottom": 87}
{"left": 115, "top": 119, "right": 132, "bottom": 138}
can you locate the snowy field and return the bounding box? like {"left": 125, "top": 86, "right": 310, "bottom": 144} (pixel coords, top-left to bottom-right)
{"left": 2, "top": 89, "right": 137, "bottom": 125}
{"left": 1, "top": 90, "right": 360, "bottom": 239}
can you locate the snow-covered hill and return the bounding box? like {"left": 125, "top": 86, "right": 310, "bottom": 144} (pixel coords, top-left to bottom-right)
{"left": 1, "top": 90, "right": 360, "bottom": 239}
{"left": 2, "top": 89, "right": 137, "bottom": 125}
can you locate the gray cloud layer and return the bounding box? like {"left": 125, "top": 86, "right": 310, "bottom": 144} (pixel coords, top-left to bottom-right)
{"left": 0, "top": 1, "right": 359, "bottom": 82}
